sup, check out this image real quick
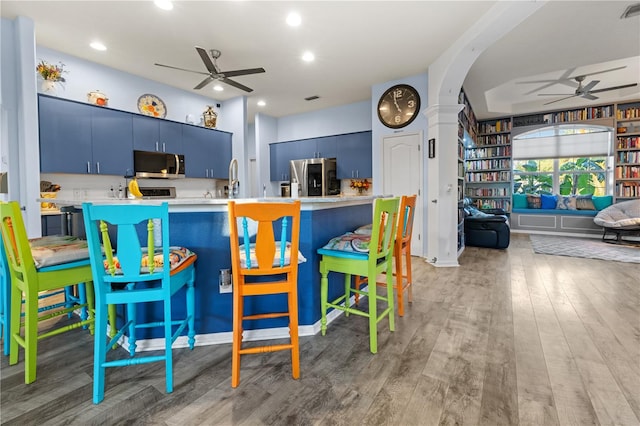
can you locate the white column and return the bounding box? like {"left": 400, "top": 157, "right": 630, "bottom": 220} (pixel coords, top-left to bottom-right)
{"left": 424, "top": 104, "right": 464, "bottom": 267}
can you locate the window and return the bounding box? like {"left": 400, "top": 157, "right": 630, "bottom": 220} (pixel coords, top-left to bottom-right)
{"left": 512, "top": 124, "right": 613, "bottom": 196}
{"left": 513, "top": 157, "right": 608, "bottom": 195}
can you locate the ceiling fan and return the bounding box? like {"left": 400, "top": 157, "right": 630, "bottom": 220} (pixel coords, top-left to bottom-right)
{"left": 155, "top": 47, "right": 265, "bottom": 92}
{"left": 538, "top": 74, "right": 638, "bottom": 105}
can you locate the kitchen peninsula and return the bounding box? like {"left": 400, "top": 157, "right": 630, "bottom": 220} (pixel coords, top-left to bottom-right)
{"left": 43, "top": 195, "right": 375, "bottom": 349}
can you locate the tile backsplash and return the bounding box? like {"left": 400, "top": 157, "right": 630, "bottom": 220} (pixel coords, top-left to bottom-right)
{"left": 41, "top": 173, "right": 225, "bottom": 199}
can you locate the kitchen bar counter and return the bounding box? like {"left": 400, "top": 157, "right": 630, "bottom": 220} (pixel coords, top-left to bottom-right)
{"left": 40, "top": 195, "right": 376, "bottom": 349}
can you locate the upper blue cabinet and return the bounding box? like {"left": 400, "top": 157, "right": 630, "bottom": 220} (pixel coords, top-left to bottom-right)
{"left": 38, "top": 94, "right": 232, "bottom": 178}
{"left": 336, "top": 131, "right": 372, "bottom": 179}
{"left": 39, "top": 95, "right": 133, "bottom": 176}
{"left": 270, "top": 131, "right": 371, "bottom": 181}
{"left": 132, "top": 114, "right": 183, "bottom": 154}
{"left": 182, "top": 124, "right": 232, "bottom": 178}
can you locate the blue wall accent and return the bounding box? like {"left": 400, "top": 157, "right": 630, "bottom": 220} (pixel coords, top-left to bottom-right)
{"left": 126, "top": 205, "right": 372, "bottom": 339}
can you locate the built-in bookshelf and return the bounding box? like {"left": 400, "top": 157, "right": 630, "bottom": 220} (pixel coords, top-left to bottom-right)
{"left": 615, "top": 101, "right": 640, "bottom": 201}
{"left": 465, "top": 118, "right": 512, "bottom": 211}
{"left": 457, "top": 88, "right": 477, "bottom": 255}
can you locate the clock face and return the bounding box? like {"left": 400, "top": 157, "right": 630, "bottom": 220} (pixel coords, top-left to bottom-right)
{"left": 377, "top": 84, "right": 421, "bottom": 129}
{"left": 137, "top": 94, "right": 167, "bottom": 118}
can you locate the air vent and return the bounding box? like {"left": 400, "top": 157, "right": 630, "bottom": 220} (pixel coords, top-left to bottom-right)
{"left": 304, "top": 95, "right": 320, "bottom": 101}
{"left": 621, "top": 2, "right": 640, "bottom": 18}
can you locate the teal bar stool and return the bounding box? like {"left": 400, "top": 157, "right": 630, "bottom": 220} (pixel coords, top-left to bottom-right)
{"left": 317, "top": 197, "right": 399, "bottom": 353}
{"left": 82, "top": 202, "right": 197, "bottom": 404}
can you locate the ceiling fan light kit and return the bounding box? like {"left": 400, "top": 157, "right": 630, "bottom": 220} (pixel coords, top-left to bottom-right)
{"left": 155, "top": 47, "right": 265, "bottom": 93}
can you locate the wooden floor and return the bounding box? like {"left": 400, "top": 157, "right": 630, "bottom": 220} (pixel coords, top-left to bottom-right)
{"left": 1, "top": 234, "right": 639, "bottom": 425}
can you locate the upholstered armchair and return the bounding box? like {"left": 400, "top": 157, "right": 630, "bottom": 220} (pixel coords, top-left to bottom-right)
{"left": 463, "top": 199, "right": 510, "bottom": 249}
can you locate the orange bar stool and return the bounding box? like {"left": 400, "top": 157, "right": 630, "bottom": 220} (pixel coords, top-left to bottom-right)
{"left": 227, "top": 200, "right": 302, "bottom": 388}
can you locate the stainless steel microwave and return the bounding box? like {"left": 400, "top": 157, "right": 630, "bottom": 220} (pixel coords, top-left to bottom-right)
{"left": 133, "top": 150, "right": 185, "bottom": 179}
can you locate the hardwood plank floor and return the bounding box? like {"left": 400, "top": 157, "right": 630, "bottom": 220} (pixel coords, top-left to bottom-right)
{"left": 1, "top": 234, "right": 639, "bottom": 425}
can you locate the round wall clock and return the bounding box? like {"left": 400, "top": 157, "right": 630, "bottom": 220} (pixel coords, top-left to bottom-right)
{"left": 137, "top": 94, "right": 167, "bottom": 118}
{"left": 377, "top": 84, "right": 421, "bottom": 129}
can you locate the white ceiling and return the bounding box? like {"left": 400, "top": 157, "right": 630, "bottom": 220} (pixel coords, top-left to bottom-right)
{"left": 2, "top": 1, "right": 639, "bottom": 121}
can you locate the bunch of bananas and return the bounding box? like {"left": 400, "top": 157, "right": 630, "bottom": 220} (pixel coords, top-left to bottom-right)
{"left": 128, "top": 178, "right": 143, "bottom": 198}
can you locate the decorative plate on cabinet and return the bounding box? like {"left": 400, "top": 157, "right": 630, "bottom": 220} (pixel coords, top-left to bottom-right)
{"left": 137, "top": 94, "right": 167, "bottom": 118}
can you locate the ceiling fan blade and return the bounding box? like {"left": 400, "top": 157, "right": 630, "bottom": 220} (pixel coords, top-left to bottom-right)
{"left": 194, "top": 76, "right": 215, "bottom": 90}
{"left": 543, "top": 94, "right": 578, "bottom": 105}
{"left": 220, "top": 67, "right": 266, "bottom": 78}
{"left": 538, "top": 93, "right": 574, "bottom": 96}
{"left": 221, "top": 77, "right": 253, "bottom": 92}
{"left": 155, "top": 63, "right": 210, "bottom": 76}
{"left": 195, "top": 46, "right": 219, "bottom": 74}
{"left": 589, "top": 83, "right": 638, "bottom": 94}
{"left": 569, "top": 66, "right": 627, "bottom": 81}
{"left": 581, "top": 93, "right": 598, "bottom": 101}
{"left": 581, "top": 80, "right": 600, "bottom": 92}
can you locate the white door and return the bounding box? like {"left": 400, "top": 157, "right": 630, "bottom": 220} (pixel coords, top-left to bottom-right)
{"left": 382, "top": 133, "right": 423, "bottom": 256}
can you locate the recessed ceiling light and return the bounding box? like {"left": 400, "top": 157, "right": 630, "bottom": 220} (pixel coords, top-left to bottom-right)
{"left": 213, "top": 85, "right": 224, "bottom": 92}
{"left": 257, "top": 100, "right": 266, "bottom": 107}
{"left": 302, "top": 51, "right": 315, "bottom": 62}
{"left": 90, "top": 41, "right": 107, "bottom": 51}
{"left": 154, "top": 0, "right": 173, "bottom": 11}
{"left": 286, "top": 12, "right": 301, "bottom": 27}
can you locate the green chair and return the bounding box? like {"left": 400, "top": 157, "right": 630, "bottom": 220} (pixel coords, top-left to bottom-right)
{"left": 0, "top": 201, "right": 94, "bottom": 384}
{"left": 317, "top": 197, "right": 399, "bottom": 353}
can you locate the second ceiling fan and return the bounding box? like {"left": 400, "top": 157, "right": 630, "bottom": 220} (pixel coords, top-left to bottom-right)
{"left": 155, "top": 47, "right": 265, "bottom": 92}
{"left": 536, "top": 66, "right": 637, "bottom": 105}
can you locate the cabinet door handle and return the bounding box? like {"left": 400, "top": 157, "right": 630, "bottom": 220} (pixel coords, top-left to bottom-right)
{"left": 356, "top": 170, "right": 359, "bottom": 178}
{"left": 87, "top": 162, "right": 91, "bottom": 174}
{"left": 206, "top": 169, "right": 209, "bottom": 178}
{"left": 163, "top": 142, "right": 166, "bottom": 152}
{"left": 155, "top": 141, "right": 159, "bottom": 151}
{"left": 96, "top": 162, "right": 100, "bottom": 174}
{"left": 210, "top": 168, "right": 214, "bottom": 177}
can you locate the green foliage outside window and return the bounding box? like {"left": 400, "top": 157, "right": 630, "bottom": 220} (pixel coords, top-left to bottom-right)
{"left": 513, "top": 157, "right": 606, "bottom": 196}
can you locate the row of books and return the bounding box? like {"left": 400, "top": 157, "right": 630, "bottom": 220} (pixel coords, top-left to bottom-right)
{"left": 465, "top": 187, "right": 510, "bottom": 197}
{"left": 465, "top": 146, "right": 512, "bottom": 159}
{"left": 617, "top": 106, "right": 640, "bottom": 120}
{"left": 542, "top": 106, "right": 614, "bottom": 123}
{"left": 479, "top": 119, "right": 512, "bottom": 134}
{"left": 476, "top": 134, "right": 511, "bottom": 146}
{"left": 615, "top": 165, "right": 640, "bottom": 179}
{"left": 617, "top": 151, "right": 640, "bottom": 164}
{"left": 466, "top": 171, "right": 512, "bottom": 182}
{"left": 466, "top": 159, "right": 511, "bottom": 170}
{"left": 614, "top": 182, "right": 639, "bottom": 198}
{"left": 471, "top": 198, "right": 511, "bottom": 210}
{"left": 617, "top": 136, "right": 639, "bottom": 149}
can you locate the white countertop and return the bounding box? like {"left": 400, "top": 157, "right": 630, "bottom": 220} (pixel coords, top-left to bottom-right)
{"left": 39, "top": 195, "right": 378, "bottom": 213}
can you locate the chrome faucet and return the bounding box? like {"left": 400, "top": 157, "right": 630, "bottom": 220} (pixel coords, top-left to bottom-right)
{"left": 229, "top": 158, "right": 239, "bottom": 198}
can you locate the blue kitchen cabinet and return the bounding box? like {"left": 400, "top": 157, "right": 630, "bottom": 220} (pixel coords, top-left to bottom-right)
{"left": 133, "top": 115, "right": 183, "bottom": 154}
{"left": 39, "top": 95, "right": 93, "bottom": 174}
{"left": 270, "top": 141, "right": 299, "bottom": 181}
{"left": 295, "top": 136, "right": 337, "bottom": 159}
{"left": 315, "top": 135, "right": 337, "bottom": 159}
{"left": 182, "top": 124, "right": 232, "bottom": 179}
{"left": 91, "top": 107, "right": 134, "bottom": 176}
{"left": 336, "top": 131, "right": 372, "bottom": 179}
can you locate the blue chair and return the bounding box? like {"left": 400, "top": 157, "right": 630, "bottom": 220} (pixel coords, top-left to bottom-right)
{"left": 82, "top": 202, "right": 197, "bottom": 404}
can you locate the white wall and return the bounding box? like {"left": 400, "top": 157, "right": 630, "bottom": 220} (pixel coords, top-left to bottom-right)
{"left": 276, "top": 100, "right": 371, "bottom": 142}
{"left": 35, "top": 46, "right": 230, "bottom": 129}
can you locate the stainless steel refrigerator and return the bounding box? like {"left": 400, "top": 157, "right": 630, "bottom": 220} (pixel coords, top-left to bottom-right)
{"left": 289, "top": 158, "right": 340, "bottom": 197}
